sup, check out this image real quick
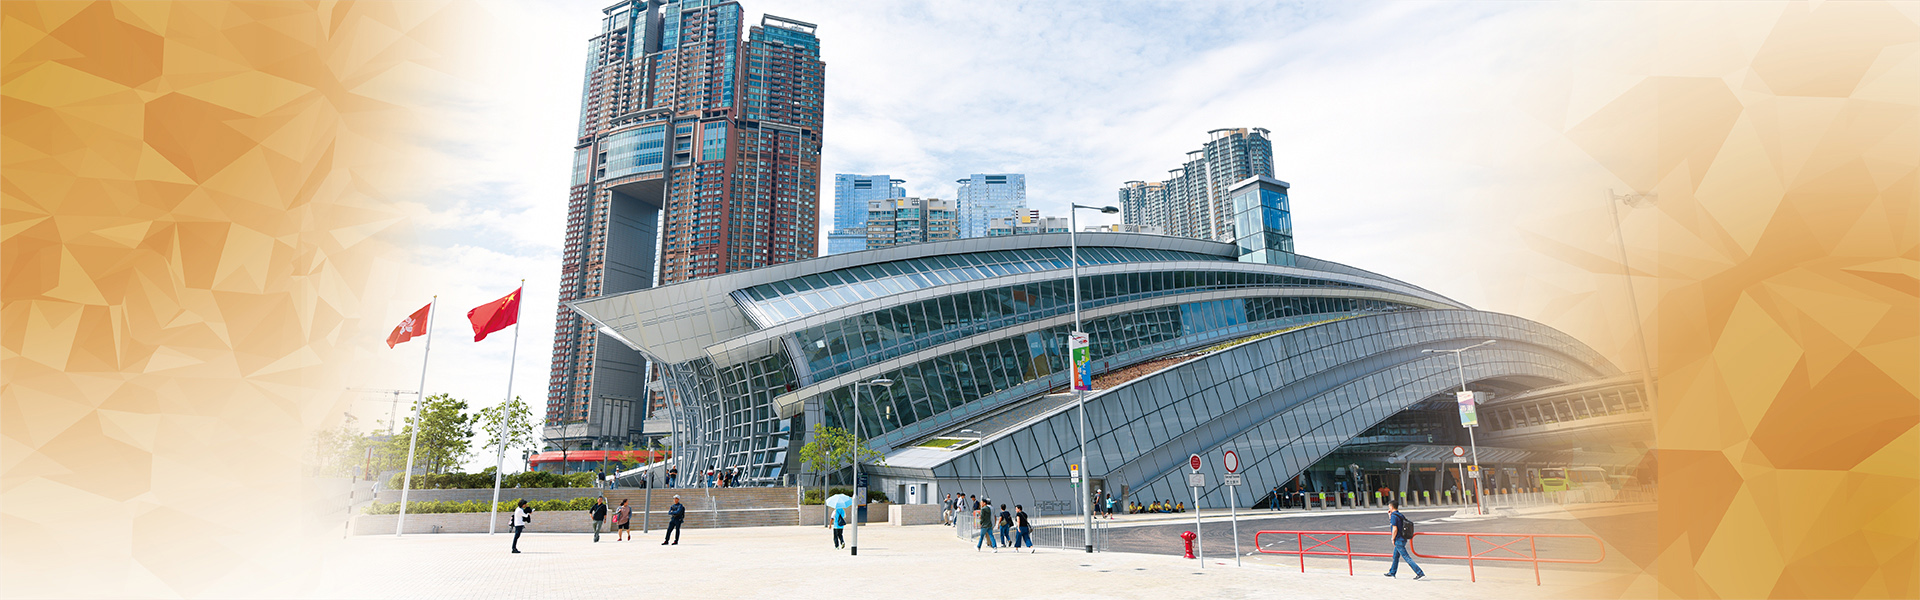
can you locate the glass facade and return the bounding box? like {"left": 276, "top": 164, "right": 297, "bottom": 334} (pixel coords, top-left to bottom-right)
{"left": 929, "top": 310, "right": 1616, "bottom": 509}
{"left": 734, "top": 247, "right": 1233, "bottom": 325}
{"left": 790, "top": 269, "right": 1396, "bottom": 383}
{"left": 1231, "top": 177, "right": 1294, "bottom": 266}
{"left": 810, "top": 295, "right": 1414, "bottom": 445}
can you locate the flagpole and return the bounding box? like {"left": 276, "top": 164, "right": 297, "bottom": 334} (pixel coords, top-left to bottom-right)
{"left": 397, "top": 296, "right": 436, "bottom": 537}
{"left": 489, "top": 281, "right": 523, "bottom": 535}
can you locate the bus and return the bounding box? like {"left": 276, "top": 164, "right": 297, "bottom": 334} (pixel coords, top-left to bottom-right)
{"left": 1539, "top": 467, "right": 1616, "bottom": 502}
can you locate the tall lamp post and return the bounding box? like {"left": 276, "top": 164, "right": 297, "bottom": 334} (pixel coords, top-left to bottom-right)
{"left": 850, "top": 377, "right": 893, "bottom": 556}
{"left": 1069, "top": 203, "right": 1119, "bottom": 553}
{"left": 1424, "top": 340, "right": 1495, "bottom": 514}
{"left": 1606, "top": 190, "right": 1660, "bottom": 411}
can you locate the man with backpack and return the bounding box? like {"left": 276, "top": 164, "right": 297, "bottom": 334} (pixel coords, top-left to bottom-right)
{"left": 1385, "top": 500, "right": 1425, "bottom": 580}
{"left": 831, "top": 506, "right": 847, "bottom": 549}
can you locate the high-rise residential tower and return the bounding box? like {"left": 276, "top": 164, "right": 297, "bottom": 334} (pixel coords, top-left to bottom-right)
{"left": 828, "top": 174, "right": 905, "bottom": 254}
{"left": 546, "top": 0, "right": 825, "bottom": 451}
{"left": 1118, "top": 128, "right": 1272, "bottom": 242}
{"left": 955, "top": 173, "right": 1026, "bottom": 238}
{"left": 864, "top": 197, "right": 956, "bottom": 249}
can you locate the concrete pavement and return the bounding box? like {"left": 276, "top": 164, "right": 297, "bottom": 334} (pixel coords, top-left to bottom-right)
{"left": 304, "top": 521, "right": 1616, "bottom": 599}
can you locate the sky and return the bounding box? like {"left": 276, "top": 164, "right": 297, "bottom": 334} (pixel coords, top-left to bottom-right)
{"left": 346, "top": 0, "right": 1665, "bottom": 472}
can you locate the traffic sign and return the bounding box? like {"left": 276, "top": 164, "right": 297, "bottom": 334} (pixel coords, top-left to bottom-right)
{"left": 1223, "top": 450, "right": 1240, "bottom": 474}
{"left": 1069, "top": 463, "right": 1080, "bottom": 484}
{"left": 1189, "top": 454, "right": 1202, "bottom": 471}
{"left": 1453, "top": 457, "right": 1468, "bottom": 463}
{"left": 1452, "top": 446, "right": 1465, "bottom": 457}
{"left": 1223, "top": 473, "right": 1243, "bottom": 487}
{"left": 1188, "top": 473, "right": 1205, "bottom": 488}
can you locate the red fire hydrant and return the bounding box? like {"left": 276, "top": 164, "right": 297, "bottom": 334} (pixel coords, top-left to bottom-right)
{"left": 1181, "top": 530, "right": 1197, "bottom": 559}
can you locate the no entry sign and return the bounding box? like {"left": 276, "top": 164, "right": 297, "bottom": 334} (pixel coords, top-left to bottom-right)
{"left": 1189, "top": 454, "right": 1202, "bottom": 471}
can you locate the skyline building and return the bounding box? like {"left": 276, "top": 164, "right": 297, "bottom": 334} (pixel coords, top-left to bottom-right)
{"left": 546, "top": 0, "right": 826, "bottom": 450}
{"left": 829, "top": 174, "right": 906, "bottom": 255}
{"left": 865, "top": 197, "right": 957, "bottom": 249}
{"left": 955, "top": 173, "right": 1027, "bottom": 238}
{"left": 1120, "top": 128, "right": 1273, "bottom": 242}
{"left": 986, "top": 212, "right": 1069, "bottom": 236}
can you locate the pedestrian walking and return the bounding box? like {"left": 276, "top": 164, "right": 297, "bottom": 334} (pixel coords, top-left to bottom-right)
{"left": 994, "top": 504, "right": 1012, "bottom": 553}
{"left": 662, "top": 495, "right": 685, "bottom": 545}
{"left": 510, "top": 499, "right": 531, "bottom": 554}
{"left": 1012, "top": 505, "right": 1033, "bottom": 551}
{"left": 614, "top": 499, "right": 632, "bottom": 541}
{"left": 1103, "top": 493, "right": 1116, "bottom": 519}
{"left": 1384, "top": 500, "right": 1425, "bottom": 580}
{"left": 831, "top": 506, "right": 847, "bottom": 548}
{"left": 590, "top": 496, "right": 608, "bottom": 542}
{"left": 974, "top": 500, "right": 996, "bottom": 551}
{"left": 940, "top": 493, "right": 954, "bottom": 526}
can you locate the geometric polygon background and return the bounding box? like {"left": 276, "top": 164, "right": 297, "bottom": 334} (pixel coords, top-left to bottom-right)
{"left": 2, "top": 2, "right": 453, "bottom": 596}
{"left": 1546, "top": 3, "right": 1919, "bottom": 598}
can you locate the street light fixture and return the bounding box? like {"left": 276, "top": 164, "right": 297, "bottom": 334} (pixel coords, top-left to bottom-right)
{"left": 1424, "top": 340, "right": 1496, "bottom": 514}
{"left": 850, "top": 377, "right": 893, "bottom": 557}
{"left": 1068, "top": 203, "right": 1118, "bottom": 554}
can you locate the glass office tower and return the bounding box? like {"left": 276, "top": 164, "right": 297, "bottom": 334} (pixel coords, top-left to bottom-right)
{"left": 955, "top": 173, "right": 1027, "bottom": 238}
{"left": 829, "top": 174, "right": 906, "bottom": 255}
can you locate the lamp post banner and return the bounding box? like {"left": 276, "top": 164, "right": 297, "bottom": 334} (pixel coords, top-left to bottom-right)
{"left": 1456, "top": 391, "right": 1482, "bottom": 427}
{"left": 1069, "top": 332, "right": 1091, "bottom": 391}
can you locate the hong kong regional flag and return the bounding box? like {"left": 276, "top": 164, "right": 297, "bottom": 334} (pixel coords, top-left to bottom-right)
{"left": 467, "top": 286, "right": 521, "bottom": 342}
{"left": 386, "top": 303, "right": 431, "bottom": 348}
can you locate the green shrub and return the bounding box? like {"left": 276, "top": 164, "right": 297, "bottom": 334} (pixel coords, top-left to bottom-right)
{"left": 360, "top": 496, "right": 599, "bottom": 515}
{"left": 386, "top": 470, "right": 597, "bottom": 490}
{"left": 800, "top": 487, "right": 888, "bottom": 505}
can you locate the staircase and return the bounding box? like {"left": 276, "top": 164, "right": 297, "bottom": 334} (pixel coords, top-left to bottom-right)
{"left": 604, "top": 487, "right": 801, "bottom": 529}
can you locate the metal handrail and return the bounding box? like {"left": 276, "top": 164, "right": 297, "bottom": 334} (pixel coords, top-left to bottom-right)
{"left": 1252, "top": 529, "right": 1605, "bottom": 585}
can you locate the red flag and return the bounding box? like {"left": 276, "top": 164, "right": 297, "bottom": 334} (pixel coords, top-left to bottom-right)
{"left": 467, "top": 286, "right": 521, "bottom": 342}
{"left": 387, "top": 303, "right": 431, "bottom": 348}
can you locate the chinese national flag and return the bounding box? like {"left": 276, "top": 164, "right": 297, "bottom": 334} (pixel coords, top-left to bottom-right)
{"left": 387, "top": 303, "right": 431, "bottom": 348}
{"left": 467, "top": 286, "right": 521, "bottom": 342}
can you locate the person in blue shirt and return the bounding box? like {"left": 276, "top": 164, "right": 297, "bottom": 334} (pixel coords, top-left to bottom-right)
{"left": 831, "top": 506, "right": 847, "bottom": 548}
{"left": 1385, "top": 500, "right": 1425, "bottom": 580}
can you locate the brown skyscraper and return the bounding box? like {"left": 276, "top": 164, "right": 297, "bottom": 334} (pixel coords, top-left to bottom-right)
{"left": 547, "top": 0, "right": 823, "bottom": 450}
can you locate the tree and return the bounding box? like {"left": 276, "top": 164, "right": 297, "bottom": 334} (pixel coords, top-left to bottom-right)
{"left": 798, "top": 423, "right": 884, "bottom": 497}
{"left": 476, "top": 395, "right": 536, "bottom": 465}
{"left": 385, "top": 393, "right": 474, "bottom": 474}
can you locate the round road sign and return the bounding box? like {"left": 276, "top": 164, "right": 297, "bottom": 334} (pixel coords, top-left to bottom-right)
{"left": 1189, "top": 454, "right": 1202, "bottom": 471}
{"left": 1452, "top": 446, "right": 1466, "bottom": 457}
{"left": 1223, "top": 450, "right": 1241, "bottom": 474}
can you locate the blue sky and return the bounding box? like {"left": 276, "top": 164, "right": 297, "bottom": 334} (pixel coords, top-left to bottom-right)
{"left": 357, "top": 0, "right": 1661, "bottom": 472}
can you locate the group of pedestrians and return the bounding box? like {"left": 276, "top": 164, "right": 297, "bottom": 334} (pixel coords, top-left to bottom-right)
{"left": 588, "top": 497, "right": 637, "bottom": 542}
{"left": 1125, "top": 500, "right": 1186, "bottom": 513}
{"left": 940, "top": 493, "right": 1034, "bottom": 553}
{"left": 514, "top": 494, "right": 688, "bottom": 554}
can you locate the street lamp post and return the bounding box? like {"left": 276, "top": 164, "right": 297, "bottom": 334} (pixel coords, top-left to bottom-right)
{"left": 1606, "top": 190, "right": 1660, "bottom": 412}
{"left": 1424, "top": 340, "right": 1496, "bottom": 515}
{"left": 1068, "top": 203, "right": 1119, "bottom": 553}
{"left": 850, "top": 377, "right": 893, "bottom": 557}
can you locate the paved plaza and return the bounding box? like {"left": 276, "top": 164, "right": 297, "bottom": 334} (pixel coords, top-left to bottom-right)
{"left": 304, "top": 516, "right": 1639, "bottom": 599}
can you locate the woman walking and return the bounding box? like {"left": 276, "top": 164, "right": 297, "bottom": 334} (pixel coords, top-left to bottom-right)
{"left": 613, "top": 498, "right": 632, "bottom": 541}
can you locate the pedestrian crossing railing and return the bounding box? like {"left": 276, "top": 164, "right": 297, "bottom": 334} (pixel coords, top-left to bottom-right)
{"left": 1252, "top": 529, "right": 1605, "bottom": 585}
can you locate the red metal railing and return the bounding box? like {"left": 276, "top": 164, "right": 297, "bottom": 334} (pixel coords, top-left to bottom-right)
{"left": 1251, "top": 530, "right": 1606, "bottom": 585}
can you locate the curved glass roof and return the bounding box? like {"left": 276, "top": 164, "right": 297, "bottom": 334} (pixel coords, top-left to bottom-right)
{"left": 734, "top": 246, "right": 1229, "bottom": 325}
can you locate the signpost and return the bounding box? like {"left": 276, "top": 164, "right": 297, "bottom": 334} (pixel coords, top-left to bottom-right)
{"left": 1458, "top": 391, "right": 1487, "bottom": 514}
{"left": 1188, "top": 453, "right": 1204, "bottom": 567}
{"left": 1223, "top": 449, "right": 1242, "bottom": 567}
